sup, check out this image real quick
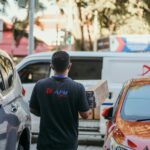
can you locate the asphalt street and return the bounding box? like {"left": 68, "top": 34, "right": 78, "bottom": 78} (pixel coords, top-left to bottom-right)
{"left": 31, "top": 135, "right": 103, "bottom": 150}
{"left": 31, "top": 144, "right": 102, "bottom": 150}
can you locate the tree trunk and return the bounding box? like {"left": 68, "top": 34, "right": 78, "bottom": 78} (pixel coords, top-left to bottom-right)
{"left": 86, "top": 16, "right": 93, "bottom": 50}
{"left": 76, "top": 1, "right": 85, "bottom": 51}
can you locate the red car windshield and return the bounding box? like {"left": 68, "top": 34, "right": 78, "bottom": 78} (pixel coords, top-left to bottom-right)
{"left": 121, "top": 84, "right": 150, "bottom": 121}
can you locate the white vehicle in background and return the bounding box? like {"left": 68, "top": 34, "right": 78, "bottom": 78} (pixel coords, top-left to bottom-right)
{"left": 16, "top": 51, "right": 150, "bottom": 136}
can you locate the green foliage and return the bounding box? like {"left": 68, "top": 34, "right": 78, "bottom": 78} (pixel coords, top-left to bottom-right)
{"left": 0, "top": 0, "right": 47, "bottom": 47}
{"left": 2, "top": 0, "right": 150, "bottom": 51}
{"left": 57, "top": 0, "right": 150, "bottom": 50}
{"left": 87, "top": 0, "right": 150, "bottom": 36}
{"left": 0, "top": 0, "right": 7, "bottom": 4}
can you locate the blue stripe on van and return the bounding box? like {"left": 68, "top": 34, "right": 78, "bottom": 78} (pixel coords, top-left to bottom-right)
{"left": 102, "top": 103, "right": 113, "bottom": 106}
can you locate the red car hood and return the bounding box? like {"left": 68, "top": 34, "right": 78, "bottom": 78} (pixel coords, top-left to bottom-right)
{"left": 115, "top": 117, "right": 150, "bottom": 149}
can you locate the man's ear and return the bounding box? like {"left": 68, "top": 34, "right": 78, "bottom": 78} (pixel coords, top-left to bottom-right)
{"left": 68, "top": 63, "right": 72, "bottom": 70}
{"left": 50, "top": 64, "right": 54, "bottom": 70}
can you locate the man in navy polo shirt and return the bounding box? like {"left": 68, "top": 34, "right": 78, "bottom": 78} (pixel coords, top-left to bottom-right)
{"left": 30, "top": 51, "right": 91, "bottom": 150}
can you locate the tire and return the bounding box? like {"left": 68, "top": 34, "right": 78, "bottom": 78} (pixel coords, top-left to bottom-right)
{"left": 17, "top": 144, "right": 24, "bottom": 150}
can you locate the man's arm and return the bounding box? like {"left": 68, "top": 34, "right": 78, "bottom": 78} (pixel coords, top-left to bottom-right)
{"left": 79, "top": 109, "right": 92, "bottom": 119}
{"left": 78, "top": 84, "right": 90, "bottom": 119}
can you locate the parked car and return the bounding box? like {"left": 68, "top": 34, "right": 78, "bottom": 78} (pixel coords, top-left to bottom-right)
{"left": 16, "top": 51, "right": 107, "bottom": 135}
{"left": 102, "top": 77, "right": 150, "bottom": 149}
{"left": 0, "top": 50, "right": 31, "bottom": 150}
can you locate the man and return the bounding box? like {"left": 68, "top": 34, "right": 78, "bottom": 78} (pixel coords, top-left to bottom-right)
{"left": 30, "top": 51, "right": 91, "bottom": 150}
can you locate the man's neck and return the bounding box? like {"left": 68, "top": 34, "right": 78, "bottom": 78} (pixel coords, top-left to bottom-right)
{"left": 54, "top": 72, "right": 68, "bottom": 77}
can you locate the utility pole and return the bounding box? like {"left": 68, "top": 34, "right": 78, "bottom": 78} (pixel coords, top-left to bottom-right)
{"left": 28, "top": 0, "right": 35, "bottom": 55}
{"left": 93, "top": 10, "right": 98, "bottom": 51}
{"left": 67, "top": 0, "right": 73, "bottom": 50}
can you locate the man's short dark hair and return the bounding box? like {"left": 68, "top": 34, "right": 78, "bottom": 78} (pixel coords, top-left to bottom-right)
{"left": 52, "top": 51, "right": 70, "bottom": 72}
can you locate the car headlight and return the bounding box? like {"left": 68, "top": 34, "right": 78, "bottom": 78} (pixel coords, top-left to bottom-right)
{"left": 110, "top": 138, "right": 133, "bottom": 150}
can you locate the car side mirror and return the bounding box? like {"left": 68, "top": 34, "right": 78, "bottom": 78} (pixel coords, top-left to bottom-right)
{"left": 102, "top": 107, "right": 113, "bottom": 120}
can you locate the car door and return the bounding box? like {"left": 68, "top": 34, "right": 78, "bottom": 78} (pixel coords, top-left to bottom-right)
{"left": 18, "top": 61, "right": 51, "bottom": 133}
{"left": 0, "top": 55, "right": 20, "bottom": 150}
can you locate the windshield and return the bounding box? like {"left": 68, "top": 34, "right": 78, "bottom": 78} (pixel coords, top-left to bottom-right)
{"left": 121, "top": 84, "right": 150, "bottom": 120}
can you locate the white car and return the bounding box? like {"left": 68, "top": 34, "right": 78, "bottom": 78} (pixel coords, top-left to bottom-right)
{"left": 17, "top": 51, "right": 150, "bottom": 136}
{"left": 0, "top": 50, "right": 31, "bottom": 150}
{"left": 16, "top": 51, "right": 104, "bottom": 135}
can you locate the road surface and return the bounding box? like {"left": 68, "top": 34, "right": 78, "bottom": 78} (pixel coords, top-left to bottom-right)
{"left": 31, "top": 144, "right": 103, "bottom": 150}
{"left": 31, "top": 134, "right": 104, "bottom": 149}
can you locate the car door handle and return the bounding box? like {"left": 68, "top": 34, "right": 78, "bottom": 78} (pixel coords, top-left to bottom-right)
{"left": 11, "top": 104, "right": 18, "bottom": 112}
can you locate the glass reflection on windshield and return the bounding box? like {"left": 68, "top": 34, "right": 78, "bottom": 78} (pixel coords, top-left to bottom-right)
{"left": 121, "top": 84, "right": 150, "bottom": 120}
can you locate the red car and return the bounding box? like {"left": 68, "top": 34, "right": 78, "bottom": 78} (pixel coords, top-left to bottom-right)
{"left": 102, "top": 77, "right": 150, "bottom": 150}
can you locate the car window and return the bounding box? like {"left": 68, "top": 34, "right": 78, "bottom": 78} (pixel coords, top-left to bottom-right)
{"left": 19, "top": 62, "right": 50, "bottom": 83}
{"left": 0, "top": 55, "right": 14, "bottom": 89}
{"left": 69, "top": 58, "right": 102, "bottom": 80}
{"left": 121, "top": 84, "right": 150, "bottom": 120}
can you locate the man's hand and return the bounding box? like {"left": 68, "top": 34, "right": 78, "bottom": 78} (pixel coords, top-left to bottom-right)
{"left": 30, "top": 108, "right": 40, "bottom": 117}
{"left": 79, "top": 109, "right": 92, "bottom": 119}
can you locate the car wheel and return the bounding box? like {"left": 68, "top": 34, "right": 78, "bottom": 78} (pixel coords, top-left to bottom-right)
{"left": 17, "top": 144, "right": 24, "bottom": 150}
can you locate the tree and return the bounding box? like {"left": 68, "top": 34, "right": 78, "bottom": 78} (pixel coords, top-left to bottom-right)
{"left": 1, "top": 0, "right": 150, "bottom": 51}
{"left": 57, "top": 0, "right": 92, "bottom": 51}
{"left": 0, "top": 0, "right": 46, "bottom": 48}
{"left": 87, "top": 0, "right": 150, "bottom": 36}
{"left": 58, "top": 0, "right": 150, "bottom": 50}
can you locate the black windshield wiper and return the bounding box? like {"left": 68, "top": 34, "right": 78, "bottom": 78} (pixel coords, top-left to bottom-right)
{"left": 136, "top": 118, "right": 150, "bottom": 122}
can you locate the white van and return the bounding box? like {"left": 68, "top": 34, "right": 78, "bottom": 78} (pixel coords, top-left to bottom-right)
{"left": 16, "top": 51, "right": 150, "bottom": 136}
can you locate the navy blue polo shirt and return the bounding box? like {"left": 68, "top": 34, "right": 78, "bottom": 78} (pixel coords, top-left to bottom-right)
{"left": 29, "top": 76, "right": 89, "bottom": 150}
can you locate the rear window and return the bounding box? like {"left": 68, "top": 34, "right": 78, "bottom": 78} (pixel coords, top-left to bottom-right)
{"left": 121, "top": 84, "right": 150, "bottom": 120}
{"left": 69, "top": 58, "right": 102, "bottom": 80}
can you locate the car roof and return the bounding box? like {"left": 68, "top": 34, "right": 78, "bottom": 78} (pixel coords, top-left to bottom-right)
{"left": 25, "top": 51, "right": 150, "bottom": 59}
{"left": 128, "top": 77, "right": 150, "bottom": 86}
{"left": 26, "top": 51, "right": 101, "bottom": 59}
